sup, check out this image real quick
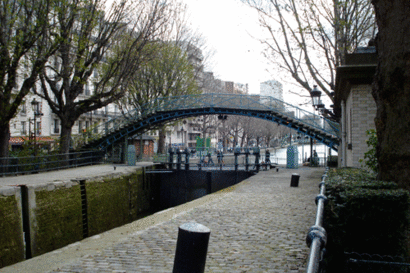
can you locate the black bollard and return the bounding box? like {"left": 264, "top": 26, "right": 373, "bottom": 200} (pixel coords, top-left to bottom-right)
{"left": 290, "top": 173, "right": 300, "bottom": 187}
{"left": 173, "top": 222, "right": 211, "bottom": 273}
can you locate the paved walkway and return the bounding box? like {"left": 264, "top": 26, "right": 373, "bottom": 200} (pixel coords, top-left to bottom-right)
{"left": 0, "top": 163, "right": 156, "bottom": 187}
{"left": 1, "top": 166, "right": 324, "bottom": 273}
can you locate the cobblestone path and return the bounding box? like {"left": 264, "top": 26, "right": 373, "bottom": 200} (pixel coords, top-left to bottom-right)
{"left": 50, "top": 167, "right": 324, "bottom": 273}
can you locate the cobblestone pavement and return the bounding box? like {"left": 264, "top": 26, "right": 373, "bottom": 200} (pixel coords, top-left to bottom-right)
{"left": 44, "top": 167, "right": 323, "bottom": 273}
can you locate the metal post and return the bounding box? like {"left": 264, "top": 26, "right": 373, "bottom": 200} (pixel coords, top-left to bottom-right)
{"left": 33, "top": 115, "right": 37, "bottom": 157}
{"left": 184, "top": 148, "right": 189, "bottom": 170}
{"left": 245, "top": 148, "right": 249, "bottom": 171}
{"left": 176, "top": 149, "right": 182, "bottom": 170}
{"left": 124, "top": 133, "right": 128, "bottom": 164}
{"left": 254, "top": 147, "right": 260, "bottom": 172}
{"left": 169, "top": 148, "right": 174, "bottom": 169}
{"left": 173, "top": 222, "right": 211, "bottom": 273}
{"left": 310, "top": 137, "right": 313, "bottom": 165}
{"left": 234, "top": 148, "right": 239, "bottom": 171}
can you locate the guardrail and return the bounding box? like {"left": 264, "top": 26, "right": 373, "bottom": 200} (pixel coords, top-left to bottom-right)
{"left": 306, "top": 167, "right": 329, "bottom": 273}
{"left": 0, "top": 150, "right": 105, "bottom": 176}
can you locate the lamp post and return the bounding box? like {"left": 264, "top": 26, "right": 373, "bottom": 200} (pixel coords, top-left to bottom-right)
{"left": 310, "top": 85, "right": 322, "bottom": 110}
{"left": 31, "top": 98, "right": 43, "bottom": 156}
{"left": 310, "top": 85, "right": 337, "bottom": 121}
{"left": 309, "top": 85, "right": 338, "bottom": 165}
{"left": 180, "top": 126, "right": 185, "bottom": 149}
{"left": 309, "top": 86, "right": 322, "bottom": 165}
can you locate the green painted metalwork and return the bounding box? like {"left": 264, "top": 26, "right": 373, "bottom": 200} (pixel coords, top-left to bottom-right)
{"left": 74, "top": 93, "right": 340, "bottom": 151}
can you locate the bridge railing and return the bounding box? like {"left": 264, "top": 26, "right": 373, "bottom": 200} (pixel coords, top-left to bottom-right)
{"left": 72, "top": 93, "right": 339, "bottom": 149}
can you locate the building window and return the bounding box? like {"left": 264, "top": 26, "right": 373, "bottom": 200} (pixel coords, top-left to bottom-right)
{"left": 21, "top": 121, "right": 26, "bottom": 135}
{"left": 36, "top": 121, "right": 41, "bottom": 135}
{"left": 21, "top": 102, "right": 26, "bottom": 114}
{"left": 53, "top": 119, "right": 60, "bottom": 134}
{"left": 78, "top": 121, "right": 83, "bottom": 133}
{"left": 85, "top": 82, "right": 90, "bottom": 96}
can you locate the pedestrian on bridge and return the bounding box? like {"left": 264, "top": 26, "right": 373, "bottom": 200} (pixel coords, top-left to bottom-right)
{"left": 206, "top": 151, "right": 214, "bottom": 166}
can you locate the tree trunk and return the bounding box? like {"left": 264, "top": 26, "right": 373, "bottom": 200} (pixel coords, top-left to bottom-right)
{"left": 0, "top": 124, "right": 10, "bottom": 158}
{"left": 0, "top": 124, "right": 10, "bottom": 174}
{"left": 60, "top": 123, "right": 73, "bottom": 158}
{"left": 372, "top": 0, "right": 410, "bottom": 189}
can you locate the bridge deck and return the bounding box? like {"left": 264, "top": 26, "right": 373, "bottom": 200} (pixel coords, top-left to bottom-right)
{"left": 2, "top": 165, "right": 324, "bottom": 273}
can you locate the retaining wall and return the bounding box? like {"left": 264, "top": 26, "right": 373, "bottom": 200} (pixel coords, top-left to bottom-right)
{"left": 0, "top": 166, "right": 159, "bottom": 268}
{"left": 0, "top": 187, "right": 24, "bottom": 268}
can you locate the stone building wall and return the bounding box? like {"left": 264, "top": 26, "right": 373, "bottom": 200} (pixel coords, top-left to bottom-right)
{"left": 345, "top": 84, "right": 377, "bottom": 168}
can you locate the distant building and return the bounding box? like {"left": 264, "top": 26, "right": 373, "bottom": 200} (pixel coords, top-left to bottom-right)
{"left": 234, "top": 83, "right": 249, "bottom": 94}
{"left": 260, "top": 80, "right": 283, "bottom": 101}
{"left": 225, "top": 81, "right": 234, "bottom": 94}
{"left": 260, "top": 80, "right": 284, "bottom": 109}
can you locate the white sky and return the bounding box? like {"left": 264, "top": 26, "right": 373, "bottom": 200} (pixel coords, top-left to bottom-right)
{"left": 181, "top": 0, "right": 334, "bottom": 110}
{"left": 181, "top": 0, "right": 271, "bottom": 95}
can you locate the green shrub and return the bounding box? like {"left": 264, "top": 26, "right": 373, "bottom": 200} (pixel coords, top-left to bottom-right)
{"left": 359, "top": 129, "right": 378, "bottom": 173}
{"left": 324, "top": 168, "right": 410, "bottom": 272}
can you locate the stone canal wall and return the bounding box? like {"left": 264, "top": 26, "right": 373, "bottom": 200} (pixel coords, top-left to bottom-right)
{"left": 0, "top": 166, "right": 160, "bottom": 268}
{"left": 0, "top": 187, "right": 24, "bottom": 268}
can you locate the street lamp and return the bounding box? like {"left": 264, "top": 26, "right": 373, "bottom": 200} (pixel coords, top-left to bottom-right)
{"left": 31, "top": 98, "right": 43, "bottom": 156}
{"left": 180, "top": 126, "right": 185, "bottom": 149}
{"left": 310, "top": 85, "right": 322, "bottom": 110}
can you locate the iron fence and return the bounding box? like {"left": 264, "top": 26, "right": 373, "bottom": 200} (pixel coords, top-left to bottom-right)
{"left": 0, "top": 150, "right": 105, "bottom": 176}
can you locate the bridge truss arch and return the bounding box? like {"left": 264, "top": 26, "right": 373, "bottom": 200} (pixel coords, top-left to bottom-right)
{"left": 76, "top": 93, "right": 340, "bottom": 152}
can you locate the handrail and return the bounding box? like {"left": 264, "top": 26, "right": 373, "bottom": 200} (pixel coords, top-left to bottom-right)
{"left": 306, "top": 167, "right": 329, "bottom": 273}
{"left": 0, "top": 150, "right": 105, "bottom": 177}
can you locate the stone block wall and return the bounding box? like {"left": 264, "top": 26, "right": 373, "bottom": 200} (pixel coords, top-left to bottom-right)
{"left": 0, "top": 166, "right": 159, "bottom": 269}
{"left": 349, "top": 85, "right": 376, "bottom": 167}
{"left": 28, "top": 181, "right": 83, "bottom": 257}
{"left": 0, "top": 187, "right": 24, "bottom": 268}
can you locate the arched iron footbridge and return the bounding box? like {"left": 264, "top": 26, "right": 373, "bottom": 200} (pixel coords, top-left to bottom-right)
{"left": 76, "top": 93, "right": 340, "bottom": 151}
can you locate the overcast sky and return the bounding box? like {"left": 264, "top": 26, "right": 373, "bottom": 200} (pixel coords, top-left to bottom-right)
{"left": 181, "top": 0, "right": 272, "bottom": 95}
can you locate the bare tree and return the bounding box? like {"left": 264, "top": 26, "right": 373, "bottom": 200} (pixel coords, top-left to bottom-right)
{"left": 0, "top": 0, "right": 60, "bottom": 158}
{"left": 224, "top": 115, "right": 244, "bottom": 147}
{"left": 116, "top": 2, "right": 206, "bottom": 153}
{"left": 243, "top": 0, "right": 376, "bottom": 103}
{"left": 35, "top": 0, "right": 171, "bottom": 154}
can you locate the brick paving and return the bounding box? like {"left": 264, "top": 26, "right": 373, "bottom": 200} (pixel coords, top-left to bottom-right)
{"left": 43, "top": 166, "right": 324, "bottom": 273}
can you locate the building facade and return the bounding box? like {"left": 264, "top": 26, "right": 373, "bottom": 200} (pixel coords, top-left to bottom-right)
{"left": 335, "top": 47, "right": 377, "bottom": 168}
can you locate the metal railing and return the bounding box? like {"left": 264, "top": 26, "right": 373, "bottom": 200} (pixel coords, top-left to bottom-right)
{"left": 306, "top": 168, "right": 329, "bottom": 273}
{"left": 0, "top": 150, "right": 105, "bottom": 176}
